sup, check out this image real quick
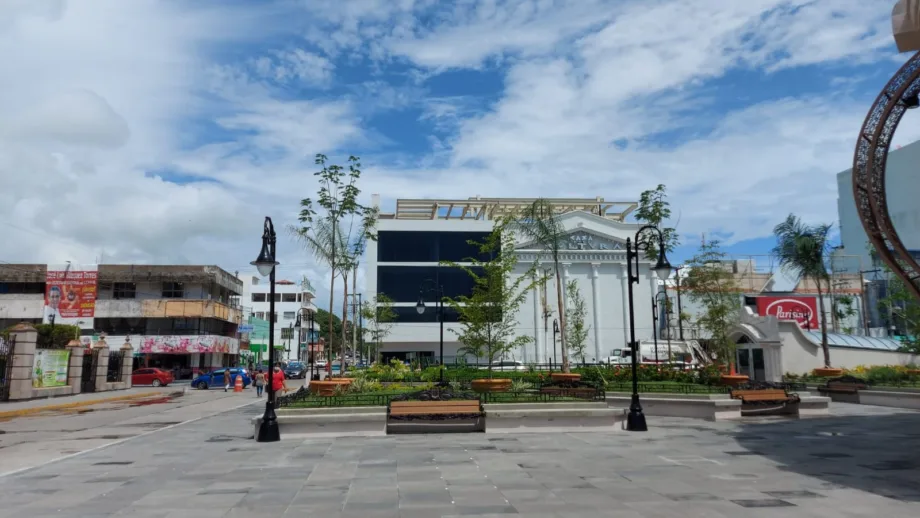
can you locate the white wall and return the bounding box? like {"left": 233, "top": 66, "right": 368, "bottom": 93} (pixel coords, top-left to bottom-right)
{"left": 777, "top": 321, "right": 919, "bottom": 375}
{"left": 0, "top": 294, "right": 43, "bottom": 319}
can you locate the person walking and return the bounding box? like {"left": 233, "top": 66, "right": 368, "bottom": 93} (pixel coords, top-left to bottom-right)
{"left": 271, "top": 365, "right": 287, "bottom": 400}
{"left": 254, "top": 369, "right": 265, "bottom": 398}
{"left": 223, "top": 368, "right": 232, "bottom": 392}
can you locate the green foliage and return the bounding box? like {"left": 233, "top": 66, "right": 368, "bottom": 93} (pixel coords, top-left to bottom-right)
{"left": 442, "top": 224, "right": 538, "bottom": 378}
{"left": 360, "top": 293, "right": 397, "bottom": 362}
{"left": 565, "top": 280, "right": 590, "bottom": 363}
{"left": 785, "top": 364, "right": 920, "bottom": 386}
{"left": 772, "top": 213, "right": 834, "bottom": 366}
{"left": 2, "top": 324, "right": 80, "bottom": 349}
{"left": 507, "top": 199, "right": 571, "bottom": 372}
{"left": 875, "top": 253, "right": 920, "bottom": 352}
{"left": 634, "top": 184, "right": 680, "bottom": 260}
{"left": 682, "top": 240, "right": 742, "bottom": 363}
{"left": 834, "top": 294, "right": 858, "bottom": 335}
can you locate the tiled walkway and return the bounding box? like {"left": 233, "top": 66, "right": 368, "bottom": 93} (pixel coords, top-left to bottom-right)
{"left": 1, "top": 403, "right": 919, "bottom": 517}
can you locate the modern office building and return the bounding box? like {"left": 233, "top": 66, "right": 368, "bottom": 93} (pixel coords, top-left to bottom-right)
{"left": 239, "top": 274, "right": 318, "bottom": 363}
{"left": 836, "top": 139, "right": 920, "bottom": 331}
{"left": 0, "top": 263, "right": 243, "bottom": 377}
{"left": 365, "top": 195, "right": 672, "bottom": 365}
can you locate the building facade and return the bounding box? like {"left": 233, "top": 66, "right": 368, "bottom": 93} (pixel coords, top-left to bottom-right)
{"left": 365, "top": 195, "right": 671, "bottom": 365}
{"left": 239, "top": 274, "right": 318, "bottom": 364}
{"left": 0, "top": 264, "right": 243, "bottom": 377}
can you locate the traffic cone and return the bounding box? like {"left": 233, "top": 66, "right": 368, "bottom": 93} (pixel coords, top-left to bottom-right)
{"left": 234, "top": 375, "right": 243, "bottom": 393}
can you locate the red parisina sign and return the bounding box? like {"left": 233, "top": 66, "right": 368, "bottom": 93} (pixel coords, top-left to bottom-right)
{"left": 756, "top": 296, "right": 819, "bottom": 329}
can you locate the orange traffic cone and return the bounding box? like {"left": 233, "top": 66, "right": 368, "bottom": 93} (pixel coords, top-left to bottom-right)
{"left": 234, "top": 375, "right": 243, "bottom": 393}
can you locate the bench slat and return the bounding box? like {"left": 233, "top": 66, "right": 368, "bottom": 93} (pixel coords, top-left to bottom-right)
{"left": 390, "top": 408, "right": 482, "bottom": 416}
{"left": 390, "top": 400, "right": 480, "bottom": 407}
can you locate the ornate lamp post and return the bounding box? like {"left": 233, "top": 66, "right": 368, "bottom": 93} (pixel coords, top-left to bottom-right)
{"left": 651, "top": 291, "right": 669, "bottom": 365}
{"left": 251, "top": 217, "right": 280, "bottom": 443}
{"left": 625, "top": 225, "right": 674, "bottom": 432}
{"left": 552, "top": 319, "right": 559, "bottom": 371}
{"left": 415, "top": 280, "right": 445, "bottom": 385}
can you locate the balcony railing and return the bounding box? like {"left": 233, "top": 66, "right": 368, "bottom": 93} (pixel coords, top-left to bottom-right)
{"left": 95, "top": 299, "right": 241, "bottom": 323}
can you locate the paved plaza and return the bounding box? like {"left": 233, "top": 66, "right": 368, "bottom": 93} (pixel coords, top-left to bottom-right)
{"left": 0, "top": 402, "right": 919, "bottom": 517}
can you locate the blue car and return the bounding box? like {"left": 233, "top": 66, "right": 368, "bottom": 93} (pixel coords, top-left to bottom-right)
{"left": 192, "top": 368, "right": 251, "bottom": 390}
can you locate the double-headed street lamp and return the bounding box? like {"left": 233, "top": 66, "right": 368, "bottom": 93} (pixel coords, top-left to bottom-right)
{"left": 415, "top": 279, "right": 445, "bottom": 385}
{"left": 251, "top": 217, "right": 280, "bottom": 443}
{"left": 625, "top": 225, "right": 674, "bottom": 432}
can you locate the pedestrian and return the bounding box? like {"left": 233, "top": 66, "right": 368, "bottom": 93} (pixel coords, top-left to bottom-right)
{"left": 254, "top": 369, "right": 265, "bottom": 398}
{"left": 271, "top": 365, "right": 287, "bottom": 399}
{"left": 223, "top": 368, "right": 231, "bottom": 392}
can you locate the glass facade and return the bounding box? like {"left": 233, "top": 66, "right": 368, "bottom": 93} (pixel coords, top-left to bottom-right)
{"left": 377, "top": 265, "right": 485, "bottom": 303}
{"left": 377, "top": 231, "right": 492, "bottom": 262}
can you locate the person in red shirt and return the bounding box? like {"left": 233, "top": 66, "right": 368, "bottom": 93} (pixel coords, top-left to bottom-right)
{"left": 271, "top": 365, "right": 287, "bottom": 397}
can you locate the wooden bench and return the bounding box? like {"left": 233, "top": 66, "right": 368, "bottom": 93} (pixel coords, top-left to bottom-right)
{"left": 819, "top": 376, "right": 868, "bottom": 395}
{"left": 730, "top": 387, "right": 800, "bottom": 415}
{"left": 386, "top": 400, "right": 485, "bottom": 434}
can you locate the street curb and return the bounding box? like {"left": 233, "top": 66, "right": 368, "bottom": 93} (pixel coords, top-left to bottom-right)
{"left": 0, "top": 391, "right": 162, "bottom": 419}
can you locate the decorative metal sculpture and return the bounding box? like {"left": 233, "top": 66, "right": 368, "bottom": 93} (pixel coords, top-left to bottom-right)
{"left": 852, "top": 0, "right": 920, "bottom": 303}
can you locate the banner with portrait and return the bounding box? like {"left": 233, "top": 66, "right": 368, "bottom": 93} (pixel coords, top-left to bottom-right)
{"left": 43, "top": 264, "right": 97, "bottom": 330}
{"left": 32, "top": 349, "right": 71, "bottom": 388}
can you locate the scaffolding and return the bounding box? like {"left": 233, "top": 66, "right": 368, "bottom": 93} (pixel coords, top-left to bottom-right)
{"left": 383, "top": 196, "right": 639, "bottom": 221}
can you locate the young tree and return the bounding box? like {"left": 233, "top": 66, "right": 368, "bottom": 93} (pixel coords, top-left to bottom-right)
{"left": 772, "top": 214, "right": 833, "bottom": 367}
{"left": 442, "top": 224, "right": 538, "bottom": 378}
{"left": 508, "top": 199, "right": 572, "bottom": 372}
{"left": 635, "top": 184, "right": 680, "bottom": 260}
{"left": 294, "top": 154, "right": 372, "bottom": 375}
{"left": 878, "top": 263, "right": 920, "bottom": 352}
{"left": 682, "top": 240, "right": 742, "bottom": 364}
{"left": 565, "top": 279, "right": 590, "bottom": 364}
{"left": 360, "top": 293, "right": 397, "bottom": 362}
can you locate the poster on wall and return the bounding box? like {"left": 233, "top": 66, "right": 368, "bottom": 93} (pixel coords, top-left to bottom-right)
{"left": 32, "top": 349, "right": 71, "bottom": 388}
{"left": 756, "top": 296, "right": 819, "bottom": 329}
{"left": 43, "top": 264, "right": 97, "bottom": 330}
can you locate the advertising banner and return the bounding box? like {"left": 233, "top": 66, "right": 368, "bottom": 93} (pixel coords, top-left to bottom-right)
{"left": 138, "top": 335, "right": 240, "bottom": 355}
{"left": 32, "top": 349, "right": 71, "bottom": 388}
{"left": 43, "top": 264, "right": 97, "bottom": 330}
{"left": 756, "top": 296, "right": 819, "bottom": 329}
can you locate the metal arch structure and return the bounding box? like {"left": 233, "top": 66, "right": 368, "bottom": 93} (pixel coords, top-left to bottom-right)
{"left": 852, "top": 50, "right": 920, "bottom": 303}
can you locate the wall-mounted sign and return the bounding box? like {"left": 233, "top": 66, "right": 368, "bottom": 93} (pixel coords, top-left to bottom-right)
{"left": 32, "top": 349, "right": 71, "bottom": 388}
{"left": 43, "top": 264, "right": 97, "bottom": 330}
{"left": 756, "top": 296, "right": 819, "bottom": 329}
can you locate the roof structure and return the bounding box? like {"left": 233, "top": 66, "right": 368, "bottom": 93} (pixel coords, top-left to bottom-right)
{"left": 382, "top": 196, "right": 638, "bottom": 221}
{"left": 802, "top": 331, "right": 904, "bottom": 351}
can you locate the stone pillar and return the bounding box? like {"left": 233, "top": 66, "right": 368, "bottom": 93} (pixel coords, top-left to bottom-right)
{"left": 7, "top": 323, "right": 36, "bottom": 400}
{"left": 531, "top": 284, "right": 541, "bottom": 364}
{"left": 94, "top": 340, "right": 110, "bottom": 392}
{"left": 590, "top": 263, "right": 603, "bottom": 361}
{"left": 620, "top": 263, "right": 631, "bottom": 348}
{"left": 121, "top": 339, "right": 134, "bottom": 388}
{"left": 66, "top": 339, "right": 84, "bottom": 395}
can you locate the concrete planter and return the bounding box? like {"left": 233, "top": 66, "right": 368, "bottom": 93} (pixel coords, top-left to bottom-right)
{"left": 471, "top": 379, "right": 512, "bottom": 392}
{"left": 549, "top": 373, "right": 581, "bottom": 383}
{"left": 719, "top": 374, "right": 749, "bottom": 386}
{"left": 813, "top": 367, "right": 844, "bottom": 377}
{"left": 309, "top": 379, "right": 353, "bottom": 396}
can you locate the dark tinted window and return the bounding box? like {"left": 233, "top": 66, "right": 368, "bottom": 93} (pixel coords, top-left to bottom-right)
{"left": 388, "top": 306, "right": 462, "bottom": 323}
{"left": 377, "top": 266, "right": 484, "bottom": 302}
{"left": 377, "top": 231, "right": 491, "bottom": 262}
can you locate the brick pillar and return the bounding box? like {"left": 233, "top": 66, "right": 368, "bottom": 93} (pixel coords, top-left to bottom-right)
{"left": 66, "top": 339, "right": 84, "bottom": 395}
{"left": 7, "top": 323, "right": 36, "bottom": 400}
{"left": 121, "top": 339, "right": 133, "bottom": 388}
{"left": 94, "top": 340, "right": 110, "bottom": 392}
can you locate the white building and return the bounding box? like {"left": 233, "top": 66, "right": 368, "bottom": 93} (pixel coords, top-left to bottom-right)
{"left": 239, "top": 274, "right": 317, "bottom": 363}
{"left": 365, "top": 195, "right": 683, "bottom": 365}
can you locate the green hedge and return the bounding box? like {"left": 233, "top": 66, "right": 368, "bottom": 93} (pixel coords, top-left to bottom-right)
{"left": 1, "top": 323, "right": 81, "bottom": 349}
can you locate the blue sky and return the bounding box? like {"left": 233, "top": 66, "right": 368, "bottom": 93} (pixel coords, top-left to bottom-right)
{"left": 1, "top": 0, "right": 918, "bottom": 305}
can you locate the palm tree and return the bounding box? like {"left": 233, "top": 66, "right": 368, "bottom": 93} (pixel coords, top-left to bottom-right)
{"left": 508, "top": 199, "right": 571, "bottom": 372}
{"left": 772, "top": 214, "right": 833, "bottom": 367}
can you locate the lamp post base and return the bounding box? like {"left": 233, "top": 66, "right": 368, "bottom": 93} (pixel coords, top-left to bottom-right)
{"left": 257, "top": 400, "right": 281, "bottom": 442}
{"left": 626, "top": 394, "right": 648, "bottom": 432}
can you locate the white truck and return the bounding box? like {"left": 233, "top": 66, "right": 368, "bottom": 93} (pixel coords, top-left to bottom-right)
{"left": 603, "top": 340, "right": 708, "bottom": 367}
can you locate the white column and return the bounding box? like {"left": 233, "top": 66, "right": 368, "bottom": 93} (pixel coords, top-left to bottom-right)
{"left": 532, "top": 284, "right": 541, "bottom": 363}
{"left": 620, "top": 263, "right": 630, "bottom": 348}
{"left": 590, "top": 263, "right": 603, "bottom": 362}
{"left": 561, "top": 263, "right": 571, "bottom": 307}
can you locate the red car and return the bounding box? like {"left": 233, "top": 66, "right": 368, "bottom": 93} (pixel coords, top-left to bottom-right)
{"left": 132, "top": 368, "right": 174, "bottom": 387}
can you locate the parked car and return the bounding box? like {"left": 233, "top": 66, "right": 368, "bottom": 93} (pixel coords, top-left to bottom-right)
{"left": 131, "top": 368, "right": 174, "bottom": 387}
{"left": 482, "top": 360, "right": 527, "bottom": 372}
{"left": 191, "top": 368, "right": 251, "bottom": 390}
{"left": 284, "top": 362, "right": 307, "bottom": 379}
{"left": 314, "top": 359, "right": 327, "bottom": 368}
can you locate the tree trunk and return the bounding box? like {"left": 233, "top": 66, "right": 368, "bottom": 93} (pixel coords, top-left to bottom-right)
{"left": 329, "top": 223, "right": 336, "bottom": 374}
{"left": 815, "top": 277, "right": 831, "bottom": 367}
{"left": 554, "top": 262, "right": 569, "bottom": 372}
{"left": 341, "top": 270, "right": 348, "bottom": 375}
{"left": 352, "top": 267, "right": 358, "bottom": 361}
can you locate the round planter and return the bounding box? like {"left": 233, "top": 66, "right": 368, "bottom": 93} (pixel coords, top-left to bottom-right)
{"left": 813, "top": 367, "right": 844, "bottom": 378}
{"left": 309, "top": 379, "right": 352, "bottom": 396}
{"left": 719, "top": 374, "right": 750, "bottom": 386}
{"left": 907, "top": 369, "right": 920, "bottom": 376}
{"left": 471, "top": 379, "right": 512, "bottom": 393}
{"left": 549, "top": 373, "right": 582, "bottom": 383}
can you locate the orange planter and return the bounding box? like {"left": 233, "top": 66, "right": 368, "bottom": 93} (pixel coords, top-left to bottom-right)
{"left": 309, "top": 379, "right": 353, "bottom": 396}
{"left": 813, "top": 367, "right": 844, "bottom": 378}
{"left": 907, "top": 369, "right": 920, "bottom": 376}
{"left": 720, "top": 374, "right": 750, "bottom": 386}
{"left": 550, "top": 373, "right": 582, "bottom": 383}
{"left": 471, "top": 379, "right": 512, "bottom": 393}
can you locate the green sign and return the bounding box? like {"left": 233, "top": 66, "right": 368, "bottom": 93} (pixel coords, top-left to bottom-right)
{"left": 32, "top": 349, "right": 71, "bottom": 388}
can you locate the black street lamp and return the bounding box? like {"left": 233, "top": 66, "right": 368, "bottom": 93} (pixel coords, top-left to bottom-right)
{"left": 416, "top": 280, "right": 445, "bottom": 385}
{"left": 651, "top": 291, "right": 669, "bottom": 364}
{"left": 309, "top": 310, "right": 319, "bottom": 381}
{"left": 674, "top": 266, "right": 685, "bottom": 341}
{"left": 251, "top": 217, "right": 280, "bottom": 443}
{"left": 625, "top": 225, "right": 674, "bottom": 432}
{"left": 552, "top": 318, "right": 559, "bottom": 371}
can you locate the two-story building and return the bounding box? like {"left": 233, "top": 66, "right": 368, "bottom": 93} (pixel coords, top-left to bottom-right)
{"left": 239, "top": 274, "right": 319, "bottom": 363}
{"left": 0, "top": 264, "right": 244, "bottom": 378}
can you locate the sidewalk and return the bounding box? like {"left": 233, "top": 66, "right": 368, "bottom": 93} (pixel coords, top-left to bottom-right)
{"left": 0, "top": 386, "right": 177, "bottom": 418}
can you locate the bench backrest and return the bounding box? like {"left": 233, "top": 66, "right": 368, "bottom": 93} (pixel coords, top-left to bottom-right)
{"left": 391, "top": 400, "right": 481, "bottom": 408}
{"left": 731, "top": 388, "right": 788, "bottom": 399}
{"left": 827, "top": 381, "right": 866, "bottom": 389}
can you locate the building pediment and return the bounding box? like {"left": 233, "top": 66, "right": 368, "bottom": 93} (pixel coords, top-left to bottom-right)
{"left": 516, "top": 228, "right": 626, "bottom": 251}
